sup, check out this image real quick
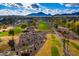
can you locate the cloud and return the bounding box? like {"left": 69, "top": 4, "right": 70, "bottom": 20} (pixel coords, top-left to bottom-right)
{"left": 62, "top": 9, "right": 79, "bottom": 14}
{"left": 0, "top": 9, "right": 32, "bottom": 15}
{"left": 31, "top": 3, "right": 39, "bottom": 9}
{"left": 0, "top": 3, "right": 21, "bottom": 8}
{"left": 0, "top": 3, "right": 79, "bottom": 15}
{"left": 61, "top": 3, "right": 79, "bottom": 7}
{"left": 42, "top": 9, "right": 62, "bottom": 15}
{"left": 0, "top": 3, "right": 46, "bottom": 15}
{"left": 0, "top": 3, "right": 40, "bottom": 15}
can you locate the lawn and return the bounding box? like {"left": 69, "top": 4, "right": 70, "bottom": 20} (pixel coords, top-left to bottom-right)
{"left": 51, "top": 47, "right": 60, "bottom": 56}
{"left": 51, "top": 34, "right": 64, "bottom": 56}
{"left": 0, "top": 26, "right": 22, "bottom": 37}
{"left": 38, "top": 20, "right": 49, "bottom": 30}
{"left": 51, "top": 34, "right": 61, "bottom": 47}
{"left": 36, "top": 34, "right": 62, "bottom": 56}
{"left": 0, "top": 31, "right": 8, "bottom": 37}
{"left": 13, "top": 26, "right": 22, "bottom": 34}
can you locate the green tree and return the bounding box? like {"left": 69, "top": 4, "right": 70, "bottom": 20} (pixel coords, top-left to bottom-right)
{"left": 69, "top": 20, "right": 75, "bottom": 30}
{"left": 65, "top": 20, "right": 69, "bottom": 28}
{"left": 8, "top": 29, "right": 14, "bottom": 37}
{"left": 75, "top": 21, "right": 79, "bottom": 35}
{"left": 21, "top": 23, "right": 27, "bottom": 29}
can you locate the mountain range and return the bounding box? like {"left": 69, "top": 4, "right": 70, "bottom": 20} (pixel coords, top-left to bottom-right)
{"left": 53, "top": 12, "right": 79, "bottom": 16}
{"left": 27, "top": 12, "right": 52, "bottom": 17}
{"left": 26, "top": 12, "right": 79, "bottom": 17}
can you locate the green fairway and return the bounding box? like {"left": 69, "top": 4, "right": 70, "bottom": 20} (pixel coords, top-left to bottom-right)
{"left": 38, "top": 20, "right": 49, "bottom": 30}
{"left": 13, "top": 26, "right": 22, "bottom": 34}
{"left": 51, "top": 47, "right": 60, "bottom": 56}
{"left": 51, "top": 34, "right": 61, "bottom": 47}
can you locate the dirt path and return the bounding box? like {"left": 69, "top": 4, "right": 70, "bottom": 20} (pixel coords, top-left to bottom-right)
{"left": 35, "top": 34, "right": 52, "bottom": 56}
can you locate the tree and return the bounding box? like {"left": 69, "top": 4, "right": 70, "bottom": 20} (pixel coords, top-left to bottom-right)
{"left": 8, "top": 29, "right": 14, "bottom": 40}
{"left": 75, "top": 21, "right": 79, "bottom": 35}
{"left": 8, "top": 29, "right": 14, "bottom": 37}
{"left": 21, "top": 23, "right": 27, "bottom": 29}
{"left": 65, "top": 20, "right": 69, "bottom": 28}
{"left": 69, "top": 20, "right": 75, "bottom": 30}
{"left": 8, "top": 29, "right": 15, "bottom": 51}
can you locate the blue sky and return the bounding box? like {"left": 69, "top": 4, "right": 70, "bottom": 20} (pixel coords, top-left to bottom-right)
{"left": 0, "top": 3, "right": 79, "bottom": 15}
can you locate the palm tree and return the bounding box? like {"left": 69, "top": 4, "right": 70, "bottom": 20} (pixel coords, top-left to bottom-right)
{"left": 8, "top": 29, "right": 14, "bottom": 39}
{"left": 8, "top": 29, "right": 15, "bottom": 51}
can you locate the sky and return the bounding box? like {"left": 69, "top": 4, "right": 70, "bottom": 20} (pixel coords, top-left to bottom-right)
{"left": 0, "top": 3, "right": 79, "bottom": 15}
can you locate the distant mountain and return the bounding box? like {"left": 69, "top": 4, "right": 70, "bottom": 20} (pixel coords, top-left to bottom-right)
{"left": 70, "top": 12, "right": 79, "bottom": 15}
{"left": 54, "top": 12, "right": 79, "bottom": 16}
{"left": 27, "top": 12, "right": 52, "bottom": 17}
{"left": 61, "top": 12, "right": 79, "bottom": 15}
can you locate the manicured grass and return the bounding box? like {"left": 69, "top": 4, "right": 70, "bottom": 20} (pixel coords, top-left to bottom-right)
{"left": 51, "top": 34, "right": 61, "bottom": 47}
{"left": 13, "top": 26, "right": 22, "bottom": 34}
{"left": 52, "top": 39, "right": 61, "bottom": 47}
{"left": 38, "top": 20, "right": 48, "bottom": 30}
{"left": 51, "top": 47, "right": 60, "bottom": 56}
{"left": 70, "top": 42, "right": 79, "bottom": 50}
{"left": 51, "top": 34, "right": 64, "bottom": 56}
{"left": 51, "top": 34, "right": 56, "bottom": 39}
{"left": 0, "top": 31, "right": 8, "bottom": 36}
{"left": 0, "top": 26, "right": 22, "bottom": 36}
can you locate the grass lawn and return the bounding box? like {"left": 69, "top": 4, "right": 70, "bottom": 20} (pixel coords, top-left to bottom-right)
{"left": 0, "top": 31, "right": 8, "bottom": 37}
{"left": 0, "top": 26, "right": 22, "bottom": 37}
{"left": 51, "top": 34, "right": 61, "bottom": 47}
{"left": 13, "top": 26, "right": 22, "bottom": 34}
{"left": 38, "top": 20, "right": 49, "bottom": 30}
{"left": 51, "top": 47, "right": 60, "bottom": 56}
{"left": 36, "top": 34, "right": 62, "bottom": 56}
{"left": 51, "top": 34, "right": 64, "bottom": 56}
